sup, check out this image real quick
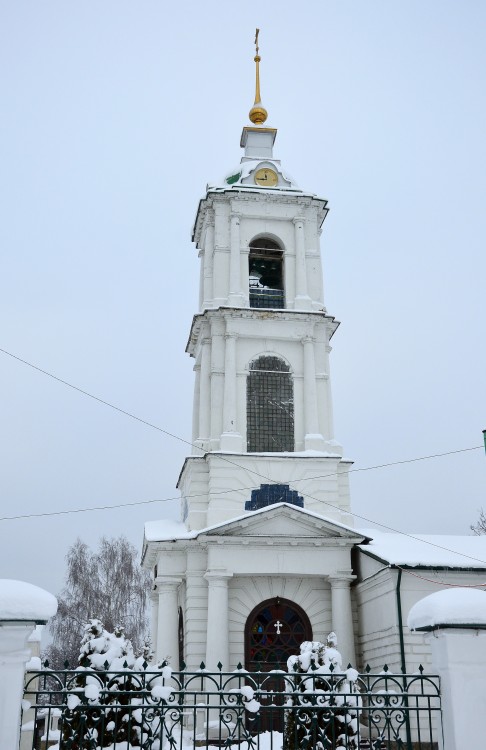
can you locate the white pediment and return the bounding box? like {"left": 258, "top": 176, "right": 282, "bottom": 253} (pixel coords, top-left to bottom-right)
{"left": 199, "top": 503, "right": 367, "bottom": 543}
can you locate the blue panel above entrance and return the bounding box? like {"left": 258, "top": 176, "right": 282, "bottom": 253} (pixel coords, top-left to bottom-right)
{"left": 245, "top": 483, "right": 304, "bottom": 511}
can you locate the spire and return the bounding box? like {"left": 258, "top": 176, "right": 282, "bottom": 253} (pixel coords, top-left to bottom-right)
{"left": 249, "top": 28, "right": 268, "bottom": 125}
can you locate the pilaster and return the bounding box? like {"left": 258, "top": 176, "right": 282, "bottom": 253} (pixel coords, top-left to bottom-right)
{"left": 220, "top": 332, "right": 243, "bottom": 451}
{"left": 202, "top": 213, "right": 215, "bottom": 309}
{"left": 197, "top": 338, "right": 211, "bottom": 451}
{"left": 293, "top": 217, "right": 312, "bottom": 310}
{"left": 209, "top": 318, "right": 225, "bottom": 450}
{"left": 192, "top": 363, "right": 201, "bottom": 448}
{"left": 302, "top": 335, "right": 326, "bottom": 451}
{"left": 154, "top": 576, "right": 182, "bottom": 666}
{"left": 228, "top": 213, "right": 245, "bottom": 307}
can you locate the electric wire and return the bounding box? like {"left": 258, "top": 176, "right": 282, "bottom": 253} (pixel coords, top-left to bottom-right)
{"left": 396, "top": 566, "right": 486, "bottom": 589}
{"left": 0, "top": 445, "right": 481, "bottom": 522}
{"left": 1, "top": 346, "right": 485, "bottom": 566}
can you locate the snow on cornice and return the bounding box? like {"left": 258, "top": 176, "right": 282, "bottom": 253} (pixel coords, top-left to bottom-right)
{"left": 191, "top": 189, "right": 329, "bottom": 248}
{"left": 185, "top": 308, "right": 340, "bottom": 357}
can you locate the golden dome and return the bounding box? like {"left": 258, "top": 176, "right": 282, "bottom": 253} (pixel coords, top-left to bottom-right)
{"left": 249, "top": 104, "right": 268, "bottom": 125}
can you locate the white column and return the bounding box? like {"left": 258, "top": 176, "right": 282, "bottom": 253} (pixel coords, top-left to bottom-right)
{"left": 330, "top": 576, "right": 356, "bottom": 668}
{"left": 303, "top": 336, "right": 325, "bottom": 450}
{"left": 228, "top": 213, "right": 244, "bottom": 306}
{"left": 205, "top": 571, "right": 232, "bottom": 670}
{"left": 155, "top": 577, "right": 181, "bottom": 667}
{"left": 198, "top": 338, "right": 211, "bottom": 451}
{"left": 210, "top": 319, "right": 225, "bottom": 450}
{"left": 293, "top": 217, "right": 312, "bottom": 310}
{"left": 220, "top": 332, "right": 242, "bottom": 451}
{"left": 203, "top": 218, "right": 214, "bottom": 309}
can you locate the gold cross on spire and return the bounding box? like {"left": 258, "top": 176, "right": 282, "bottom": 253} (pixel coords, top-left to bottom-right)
{"left": 249, "top": 27, "right": 268, "bottom": 125}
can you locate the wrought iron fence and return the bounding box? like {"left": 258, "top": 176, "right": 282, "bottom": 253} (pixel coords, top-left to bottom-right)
{"left": 21, "top": 662, "right": 441, "bottom": 750}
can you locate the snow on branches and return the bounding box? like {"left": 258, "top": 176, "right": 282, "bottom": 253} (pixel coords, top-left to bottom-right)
{"left": 285, "top": 633, "right": 361, "bottom": 750}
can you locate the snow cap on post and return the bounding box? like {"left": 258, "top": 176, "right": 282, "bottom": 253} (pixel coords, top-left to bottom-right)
{"left": 0, "top": 579, "right": 57, "bottom": 623}
{"left": 407, "top": 588, "right": 486, "bottom": 632}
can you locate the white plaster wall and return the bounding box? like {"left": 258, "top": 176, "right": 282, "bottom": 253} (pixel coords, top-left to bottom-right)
{"left": 204, "top": 453, "right": 349, "bottom": 526}
{"left": 179, "top": 452, "right": 351, "bottom": 529}
{"left": 183, "top": 549, "right": 208, "bottom": 670}
{"left": 355, "top": 559, "right": 486, "bottom": 673}
{"left": 178, "top": 458, "right": 209, "bottom": 527}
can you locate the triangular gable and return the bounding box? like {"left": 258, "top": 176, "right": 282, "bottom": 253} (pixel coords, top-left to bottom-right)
{"left": 198, "top": 503, "right": 369, "bottom": 542}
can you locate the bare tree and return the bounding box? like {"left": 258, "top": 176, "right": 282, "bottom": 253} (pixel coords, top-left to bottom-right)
{"left": 471, "top": 509, "right": 486, "bottom": 535}
{"left": 44, "top": 536, "right": 151, "bottom": 668}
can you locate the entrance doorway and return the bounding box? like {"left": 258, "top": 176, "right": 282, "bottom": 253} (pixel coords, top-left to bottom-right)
{"left": 244, "top": 597, "right": 312, "bottom": 733}
{"left": 245, "top": 597, "right": 312, "bottom": 671}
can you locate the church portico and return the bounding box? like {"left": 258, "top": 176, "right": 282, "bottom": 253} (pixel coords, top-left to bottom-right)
{"left": 144, "top": 504, "right": 366, "bottom": 669}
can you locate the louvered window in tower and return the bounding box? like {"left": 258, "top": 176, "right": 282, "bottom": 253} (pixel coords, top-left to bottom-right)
{"left": 247, "top": 356, "right": 294, "bottom": 452}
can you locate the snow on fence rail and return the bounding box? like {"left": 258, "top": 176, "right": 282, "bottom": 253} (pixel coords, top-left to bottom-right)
{"left": 21, "top": 662, "right": 441, "bottom": 750}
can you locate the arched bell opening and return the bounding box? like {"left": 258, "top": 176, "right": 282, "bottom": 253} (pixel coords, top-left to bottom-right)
{"left": 248, "top": 237, "right": 284, "bottom": 309}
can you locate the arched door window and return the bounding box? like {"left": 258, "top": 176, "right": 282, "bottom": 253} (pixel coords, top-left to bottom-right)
{"left": 245, "top": 597, "right": 312, "bottom": 672}
{"left": 249, "top": 238, "right": 284, "bottom": 309}
{"left": 247, "top": 356, "right": 294, "bottom": 452}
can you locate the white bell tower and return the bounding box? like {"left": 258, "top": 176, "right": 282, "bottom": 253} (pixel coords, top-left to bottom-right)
{"left": 178, "top": 37, "right": 353, "bottom": 530}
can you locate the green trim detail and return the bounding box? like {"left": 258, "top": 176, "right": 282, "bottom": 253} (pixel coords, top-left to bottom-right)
{"left": 225, "top": 172, "right": 241, "bottom": 185}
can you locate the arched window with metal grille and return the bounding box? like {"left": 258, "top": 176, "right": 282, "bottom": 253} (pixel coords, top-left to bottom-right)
{"left": 247, "top": 356, "right": 294, "bottom": 452}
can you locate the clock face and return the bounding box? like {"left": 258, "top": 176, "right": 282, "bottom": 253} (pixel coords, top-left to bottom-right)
{"left": 254, "top": 167, "right": 278, "bottom": 187}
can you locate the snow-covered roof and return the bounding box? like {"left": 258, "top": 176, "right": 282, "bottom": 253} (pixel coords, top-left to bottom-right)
{"left": 0, "top": 580, "right": 58, "bottom": 622}
{"left": 144, "top": 519, "right": 196, "bottom": 543}
{"left": 357, "top": 529, "right": 486, "bottom": 569}
{"left": 408, "top": 589, "right": 486, "bottom": 630}
{"left": 145, "top": 503, "right": 369, "bottom": 544}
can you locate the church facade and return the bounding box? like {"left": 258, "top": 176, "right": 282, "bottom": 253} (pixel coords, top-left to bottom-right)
{"left": 142, "top": 48, "right": 486, "bottom": 676}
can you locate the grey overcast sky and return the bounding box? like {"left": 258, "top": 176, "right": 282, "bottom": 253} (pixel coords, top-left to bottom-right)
{"left": 1, "top": 1, "right": 485, "bottom": 599}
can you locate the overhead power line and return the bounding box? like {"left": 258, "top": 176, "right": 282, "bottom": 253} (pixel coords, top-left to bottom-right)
{"left": 0, "top": 445, "right": 481, "bottom": 523}
{"left": 1, "top": 346, "right": 484, "bottom": 566}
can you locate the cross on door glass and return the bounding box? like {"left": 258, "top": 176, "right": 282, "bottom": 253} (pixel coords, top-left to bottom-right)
{"left": 274, "top": 620, "right": 283, "bottom": 635}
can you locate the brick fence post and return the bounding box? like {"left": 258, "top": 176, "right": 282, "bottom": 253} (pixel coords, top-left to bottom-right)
{"left": 0, "top": 580, "right": 57, "bottom": 749}
{"left": 408, "top": 588, "right": 486, "bottom": 750}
